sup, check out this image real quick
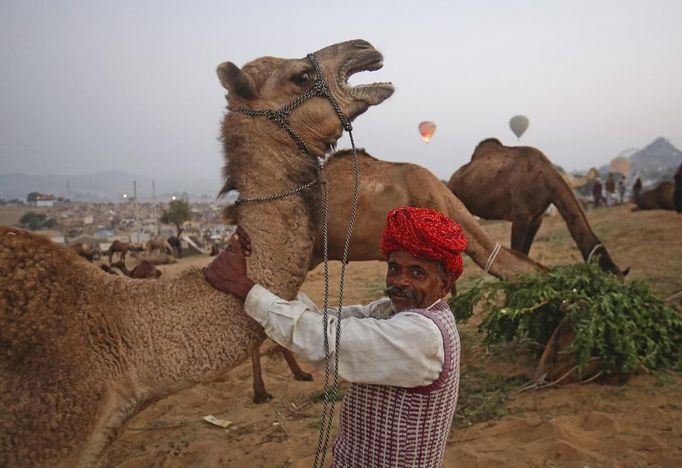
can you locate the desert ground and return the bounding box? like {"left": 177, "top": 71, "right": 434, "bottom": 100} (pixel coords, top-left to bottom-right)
{"left": 6, "top": 204, "right": 682, "bottom": 467}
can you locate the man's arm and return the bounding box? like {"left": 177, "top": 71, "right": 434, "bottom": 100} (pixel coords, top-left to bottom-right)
{"left": 245, "top": 285, "right": 444, "bottom": 387}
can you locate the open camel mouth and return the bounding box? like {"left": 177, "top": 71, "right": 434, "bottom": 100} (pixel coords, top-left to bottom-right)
{"left": 340, "top": 50, "right": 394, "bottom": 104}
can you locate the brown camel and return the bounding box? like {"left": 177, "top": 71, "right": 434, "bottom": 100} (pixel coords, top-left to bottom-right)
{"left": 308, "top": 149, "right": 545, "bottom": 279}
{"left": 448, "top": 138, "right": 628, "bottom": 277}
{"left": 70, "top": 242, "right": 102, "bottom": 262}
{"left": 145, "top": 235, "right": 174, "bottom": 256}
{"left": 635, "top": 181, "right": 675, "bottom": 210}
{"left": 111, "top": 260, "right": 162, "bottom": 279}
{"left": 106, "top": 239, "right": 144, "bottom": 265}
{"left": 0, "top": 39, "right": 393, "bottom": 467}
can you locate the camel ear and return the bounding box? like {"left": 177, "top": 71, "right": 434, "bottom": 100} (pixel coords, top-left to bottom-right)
{"left": 217, "top": 62, "right": 256, "bottom": 99}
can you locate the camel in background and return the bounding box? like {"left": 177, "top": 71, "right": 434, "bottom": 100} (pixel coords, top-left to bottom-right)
{"left": 560, "top": 167, "right": 599, "bottom": 190}
{"left": 106, "top": 240, "right": 144, "bottom": 265}
{"left": 70, "top": 243, "right": 102, "bottom": 262}
{"left": 307, "top": 149, "right": 544, "bottom": 280}
{"left": 145, "top": 236, "right": 174, "bottom": 256}
{"left": 1, "top": 39, "right": 393, "bottom": 466}
{"left": 635, "top": 181, "right": 675, "bottom": 210}
{"left": 111, "top": 260, "right": 162, "bottom": 279}
{"left": 448, "top": 138, "right": 628, "bottom": 277}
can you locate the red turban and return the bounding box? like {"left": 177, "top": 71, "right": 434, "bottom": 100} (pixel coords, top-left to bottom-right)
{"left": 380, "top": 207, "right": 468, "bottom": 279}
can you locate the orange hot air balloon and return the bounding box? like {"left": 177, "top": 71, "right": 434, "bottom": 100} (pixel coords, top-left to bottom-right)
{"left": 418, "top": 121, "right": 436, "bottom": 143}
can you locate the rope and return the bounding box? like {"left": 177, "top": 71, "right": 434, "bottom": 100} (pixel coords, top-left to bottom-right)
{"left": 484, "top": 242, "right": 501, "bottom": 274}
{"left": 587, "top": 243, "right": 603, "bottom": 263}
{"left": 226, "top": 51, "right": 358, "bottom": 468}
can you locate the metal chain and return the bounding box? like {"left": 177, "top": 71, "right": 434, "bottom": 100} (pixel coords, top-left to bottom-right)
{"left": 229, "top": 52, "right": 359, "bottom": 467}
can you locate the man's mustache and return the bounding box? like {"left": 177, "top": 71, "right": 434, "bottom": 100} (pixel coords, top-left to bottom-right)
{"left": 384, "top": 285, "right": 419, "bottom": 301}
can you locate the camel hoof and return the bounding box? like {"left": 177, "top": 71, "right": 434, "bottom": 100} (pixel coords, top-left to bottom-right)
{"left": 295, "top": 372, "right": 314, "bottom": 382}
{"left": 253, "top": 392, "right": 273, "bottom": 404}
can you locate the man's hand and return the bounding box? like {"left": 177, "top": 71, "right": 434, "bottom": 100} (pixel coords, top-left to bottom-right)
{"left": 204, "top": 226, "right": 255, "bottom": 301}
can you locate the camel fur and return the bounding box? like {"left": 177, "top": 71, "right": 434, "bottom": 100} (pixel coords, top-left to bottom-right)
{"left": 0, "top": 39, "right": 393, "bottom": 467}
{"left": 448, "top": 138, "right": 628, "bottom": 278}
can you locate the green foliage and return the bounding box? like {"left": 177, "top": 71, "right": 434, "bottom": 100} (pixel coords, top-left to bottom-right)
{"left": 477, "top": 260, "right": 682, "bottom": 375}
{"left": 448, "top": 285, "right": 482, "bottom": 323}
{"left": 453, "top": 367, "right": 529, "bottom": 428}
{"left": 19, "top": 211, "right": 55, "bottom": 230}
{"left": 26, "top": 192, "right": 41, "bottom": 203}
{"left": 160, "top": 198, "right": 191, "bottom": 233}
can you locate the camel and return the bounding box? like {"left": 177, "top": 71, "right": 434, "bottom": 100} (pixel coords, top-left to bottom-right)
{"left": 560, "top": 167, "right": 599, "bottom": 190}
{"left": 145, "top": 235, "right": 174, "bottom": 256}
{"left": 0, "top": 39, "right": 393, "bottom": 467}
{"left": 448, "top": 138, "right": 628, "bottom": 277}
{"left": 634, "top": 181, "right": 675, "bottom": 210}
{"left": 111, "top": 259, "right": 162, "bottom": 279}
{"left": 307, "top": 148, "right": 545, "bottom": 279}
{"left": 70, "top": 242, "right": 102, "bottom": 262}
{"left": 106, "top": 239, "right": 144, "bottom": 265}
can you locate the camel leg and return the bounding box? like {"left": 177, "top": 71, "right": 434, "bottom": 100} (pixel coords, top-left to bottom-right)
{"left": 510, "top": 214, "right": 533, "bottom": 254}
{"left": 251, "top": 345, "right": 273, "bottom": 403}
{"left": 278, "top": 345, "right": 313, "bottom": 381}
{"left": 522, "top": 214, "right": 544, "bottom": 255}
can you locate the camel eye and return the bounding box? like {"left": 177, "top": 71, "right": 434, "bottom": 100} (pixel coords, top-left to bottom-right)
{"left": 291, "top": 72, "right": 311, "bottom": 86}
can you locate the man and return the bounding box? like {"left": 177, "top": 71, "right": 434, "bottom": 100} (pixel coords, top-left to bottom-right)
{"left": 592, "top": 178, "right": 603, "bottom": 208}
{"left": 633, "top": 175, "right": 643, "bottom": 205}
{"left": 205, "top": 206, "right": 467, "bottom": 467}
{"left": 605, "top": 173, "right": 616, "bottom": 207}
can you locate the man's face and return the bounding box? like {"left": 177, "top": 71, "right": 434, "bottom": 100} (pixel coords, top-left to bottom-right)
{"left": 385, "top": 250, "right": 454, "bottom": 312}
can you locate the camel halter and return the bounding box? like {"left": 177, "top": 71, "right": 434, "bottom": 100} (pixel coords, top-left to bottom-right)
{"left": 232, "top": 53, "right": 359, "bottom": 468}
{"left": 484, "top": 242, "right": 501, "bottom": 274}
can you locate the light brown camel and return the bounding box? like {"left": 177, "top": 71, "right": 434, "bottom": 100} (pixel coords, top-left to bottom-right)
{"left": 560, "top": 167, "right": 599, "bottom": 189}
{"left": 145, "top": 235, "right": 174, "bottom": 256}
{"left": 106, "top": 239, "right": 144, "bottom": 265}
{"left": 448, "top": 138, "right": 628, "bottom": 277}
{"left": 308, "top": 148, "right": 545, "bottom": 279}
{"left": 0, "top": 39, "right": 393, "bottom": 467}
{"left": 111, "top": 259, "right": 162, "bottom": 279}
{"left": 635, "top": 181, "right": 675, "bottom": 210}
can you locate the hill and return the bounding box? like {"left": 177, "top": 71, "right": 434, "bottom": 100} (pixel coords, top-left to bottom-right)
{"left": 0, "top": 171, "right": 222, "bottom": 202}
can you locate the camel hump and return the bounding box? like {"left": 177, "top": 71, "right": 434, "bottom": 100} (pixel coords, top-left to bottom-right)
{"left": 0, "top": 227, "right": 83, "bottom": 364}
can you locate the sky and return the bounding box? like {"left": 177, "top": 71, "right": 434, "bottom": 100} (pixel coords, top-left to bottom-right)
{"left": 1, "top": 0, "right": 681, "bottom": 190}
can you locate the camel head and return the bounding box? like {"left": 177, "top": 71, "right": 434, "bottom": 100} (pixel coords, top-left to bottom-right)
{"left": 217, "top": 39, "right": 394, "bottom": 158}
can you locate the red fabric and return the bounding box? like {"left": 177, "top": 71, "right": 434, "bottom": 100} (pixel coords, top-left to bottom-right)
{"left": 380, "top": 206, "right": 468, "bottom": 279}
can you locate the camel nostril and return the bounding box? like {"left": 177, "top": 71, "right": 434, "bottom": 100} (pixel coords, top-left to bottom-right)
{"left": 353, "top": 40, "right": 373, "bottom": 49}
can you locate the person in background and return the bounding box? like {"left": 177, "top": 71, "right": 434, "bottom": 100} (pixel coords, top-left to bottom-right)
{"left": 592, "top": 178, "right": 603, "bottom": 208}
{"left": 633, "top": 175, "right": 643, "bottom": 205}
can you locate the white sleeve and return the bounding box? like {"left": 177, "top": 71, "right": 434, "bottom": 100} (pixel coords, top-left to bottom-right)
{"left": 244, "top": 285, "right": 444, "bottom": 387}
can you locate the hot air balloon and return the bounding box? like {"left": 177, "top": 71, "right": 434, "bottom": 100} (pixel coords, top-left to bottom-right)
{"left": 609, "top": 156, "right": 631, "bottom": 177}
{"left": 418, "top": 121, "right": 436, "bottom": 143}
{"left": 509, "top": 115, "right": 529, "bottom": 140}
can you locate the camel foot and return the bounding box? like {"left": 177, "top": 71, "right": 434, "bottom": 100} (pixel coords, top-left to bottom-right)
{"left": 294, "top": 372, "right": 314, "bottom": 382}
{"left": 253, "top": 392, "right": 273, "bottom": 404}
